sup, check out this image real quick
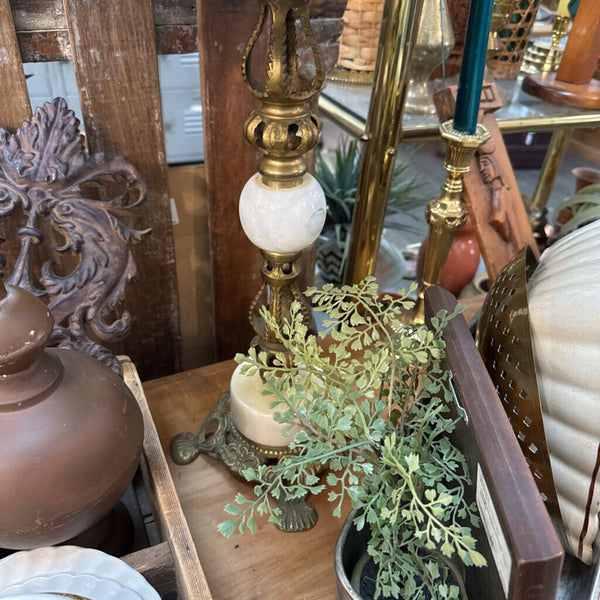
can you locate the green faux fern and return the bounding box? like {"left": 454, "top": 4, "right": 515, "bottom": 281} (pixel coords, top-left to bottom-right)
{"left": 219, "top": 278, "right": 485, "bottom": 600}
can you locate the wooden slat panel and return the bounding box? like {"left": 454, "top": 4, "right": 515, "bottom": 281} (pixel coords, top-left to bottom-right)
{"left": 17, "top": 30, "right": 71, "bottom": 63}
{"left": 122, "top": 357, "right": 213, "bottom": 600}
{"left": 64, "top": 0, "right": 181, "bottom": 379}
{"left": 0, "top": 2, "right": 30, "bottom": 129}
{"left": 0, "top": 0, "right": 31, "bottom": 276}
{"left": 12, "top": 0, "right": 198, "bottom": 60}
{"left": 196, "top": 0, "right": 261, "bottom": 360}
{"left": 11, "top": 0, "right": 341, "bottom": 62}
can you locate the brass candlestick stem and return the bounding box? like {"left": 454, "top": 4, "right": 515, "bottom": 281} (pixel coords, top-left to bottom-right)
{"left": 409, "top": 120, "right": 490, "bottom": 324}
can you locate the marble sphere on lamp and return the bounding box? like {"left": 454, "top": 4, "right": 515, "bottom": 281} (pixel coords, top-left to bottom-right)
{"left": 239, "top": 172, "right": 327, "bottom": 254}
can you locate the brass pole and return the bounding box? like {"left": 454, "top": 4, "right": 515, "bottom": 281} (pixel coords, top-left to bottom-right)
{"left": 529, "top": 128, "right": 573, "bottom": 235}
{"left": 343, "top": 0, "right": 425, "bottom": 284}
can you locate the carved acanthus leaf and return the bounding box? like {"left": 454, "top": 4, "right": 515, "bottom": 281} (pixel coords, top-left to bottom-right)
{"left": 0, "top": 97, "right": 150, "bottom": 375}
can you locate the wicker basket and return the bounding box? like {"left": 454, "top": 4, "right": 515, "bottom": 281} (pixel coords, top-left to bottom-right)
{"left": 487, "top": 0, "right": 541, "bottom": 79}
{"left": 337, "top": 0, "right": 384, "bottom": 71}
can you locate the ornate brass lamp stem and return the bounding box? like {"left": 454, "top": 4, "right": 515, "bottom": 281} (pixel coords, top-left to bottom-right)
{"left": 171, "top": 0, "right": 326, "bottom": 532}
{"left": 409, "top": 120, "right": 490, "bottom": 324}
{"left": 241, "top": 0, "right": 324, "bottom": 353}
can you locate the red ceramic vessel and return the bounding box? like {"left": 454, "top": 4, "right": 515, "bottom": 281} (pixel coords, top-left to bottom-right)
{"left": 0, "top": 279, "right": 144, "bottom": 549}
{"left": 417, "top": 217, "right": 481, "bottom": 297}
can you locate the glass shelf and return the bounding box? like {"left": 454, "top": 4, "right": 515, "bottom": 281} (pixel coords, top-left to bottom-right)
{"left": 319, "top": 74, "right": 600, "bottom": 141}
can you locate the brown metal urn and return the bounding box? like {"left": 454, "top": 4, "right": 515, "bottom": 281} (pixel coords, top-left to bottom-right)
{"left": 0, "top": 274, "right": 144, "bottom": 549}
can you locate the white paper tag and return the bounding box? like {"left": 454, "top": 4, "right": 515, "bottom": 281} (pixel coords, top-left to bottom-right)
{"left": 170, "top": 197, "right": 179, "bottom": 226}
{"left": 476, "top": 464, "right": 512, "bottom": 598}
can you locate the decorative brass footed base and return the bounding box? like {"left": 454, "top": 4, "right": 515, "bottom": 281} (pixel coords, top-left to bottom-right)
{"left": 171, "top": 393, "right": 318, "bottom": 533}
{"left": 408, "top": 120, "right": 491, "bottom": 324}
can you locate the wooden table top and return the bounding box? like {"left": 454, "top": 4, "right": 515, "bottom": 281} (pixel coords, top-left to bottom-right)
{"left": 144, "top": 360, "right": 348, "bottom": 600}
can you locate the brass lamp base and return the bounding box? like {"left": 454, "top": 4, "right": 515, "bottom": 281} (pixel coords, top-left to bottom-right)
{"left": 170, "top": 393, "right": 318, "bottom": 533}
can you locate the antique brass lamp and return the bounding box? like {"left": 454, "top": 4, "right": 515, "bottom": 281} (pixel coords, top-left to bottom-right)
{"left": 171, "top": 0, "right": 326, "bottom": 531}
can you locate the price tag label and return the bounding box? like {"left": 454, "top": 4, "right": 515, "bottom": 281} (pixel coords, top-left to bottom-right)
{"left": 477, "top": 464, "right": 512, "bottom": 598}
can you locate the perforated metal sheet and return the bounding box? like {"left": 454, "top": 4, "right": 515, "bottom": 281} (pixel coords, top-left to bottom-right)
{"left": 476, "top": 248, "right": 563, "bottom": 529}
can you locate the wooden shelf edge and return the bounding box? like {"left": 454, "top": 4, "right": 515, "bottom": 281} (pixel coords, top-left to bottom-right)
{"left": 120, "top": 356, "right": 213, "bottom": 600}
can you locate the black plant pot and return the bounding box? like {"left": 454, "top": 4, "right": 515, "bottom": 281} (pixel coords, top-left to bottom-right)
{"left": 335, "top": 510, "right": 370, "bottom": 600}
{"left": 334, "top": 511, "right": 468, "bottom": 600}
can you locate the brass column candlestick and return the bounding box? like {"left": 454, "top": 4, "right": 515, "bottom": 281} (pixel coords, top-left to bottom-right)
{"left": 541, "top": 14, "right": 570, "bottom": 73}
{"left": 409, "top": 120, "right": 490, "bottom": 324}
{"left": 171, "top": 0, "right": 327, "bottom": 532}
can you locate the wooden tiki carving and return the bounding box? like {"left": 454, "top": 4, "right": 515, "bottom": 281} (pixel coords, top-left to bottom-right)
{"left": 0, "top": 97, "right": 149, "bottom": 374}
{"left": 434, "top": 84, "right": 539, "bottom": 281}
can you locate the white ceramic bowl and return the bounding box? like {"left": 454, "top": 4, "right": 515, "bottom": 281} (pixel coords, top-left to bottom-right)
{"left": 0, "top": 546, "right": 160, "bottom": 600}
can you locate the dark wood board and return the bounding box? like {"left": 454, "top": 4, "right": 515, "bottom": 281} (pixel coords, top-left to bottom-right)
{"left": 195, "top": 0, "right": 264, "bottom": 361}
{"left": 9, "top": 1, "right": 343, "bottom": 62}
{"left": 64, "top": 0, "right": 181, "bottom": 379}
{"left": 426, "top": 287, "right": 564, "bottom": 600}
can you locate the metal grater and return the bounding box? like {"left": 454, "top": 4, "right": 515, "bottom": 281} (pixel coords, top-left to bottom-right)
{"left": 476, "top": 247, "right": 563, "bottom": 532}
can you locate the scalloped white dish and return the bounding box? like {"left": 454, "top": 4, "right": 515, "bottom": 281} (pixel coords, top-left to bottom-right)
{"left": 0, "top": 546, "right": 160, "bottom": 600}
{"left": 0, "top": 595, "right": 69, "bottom": 600}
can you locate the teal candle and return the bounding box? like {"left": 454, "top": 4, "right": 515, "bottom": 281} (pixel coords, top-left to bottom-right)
{"left": 454, "top": 0, "right": 494, "bottom": 134}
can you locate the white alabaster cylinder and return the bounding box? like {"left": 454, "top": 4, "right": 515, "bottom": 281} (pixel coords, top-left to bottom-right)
{"left": 230, "top": 363, "right": 299, "bottom": 447}
{"left": 239, "top": 172, "right": 327, "bottom": 253}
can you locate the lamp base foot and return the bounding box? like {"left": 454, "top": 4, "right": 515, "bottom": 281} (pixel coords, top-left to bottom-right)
{"left": 170, "top": 393, "right": 318, "bottom": 533}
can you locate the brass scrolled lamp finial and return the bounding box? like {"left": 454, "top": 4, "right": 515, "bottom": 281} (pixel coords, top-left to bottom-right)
{"left": 171, "top": 0, "right": 327, "bottom": 532}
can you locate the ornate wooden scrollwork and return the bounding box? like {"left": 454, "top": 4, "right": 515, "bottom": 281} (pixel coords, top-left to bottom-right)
{"left": 0, "top": 97, "right": 149, "bottom": 374}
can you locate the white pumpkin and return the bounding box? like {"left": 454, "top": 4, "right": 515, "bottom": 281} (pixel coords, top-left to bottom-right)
{"left": 527, "top": 219, "right": 600, "bottom": 564}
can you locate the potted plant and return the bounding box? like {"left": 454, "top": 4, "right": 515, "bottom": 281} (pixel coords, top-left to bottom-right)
{"left": 315, "top": 141, "right": 426, "bottom": 284}
{"left": 219, "top": 277, "right": 486, "bottom": 600}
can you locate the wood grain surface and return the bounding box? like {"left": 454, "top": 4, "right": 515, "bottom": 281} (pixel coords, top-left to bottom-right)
{"left": 123, "top": 357, "right": 212, "bottom": 600}
{"left": 425, "top": 287, "right": 563, "bottom": 600}
{"left": 196, "top": 0, "right": 263, "bottom": 361}
{"left": 556, "top": 0, "right": 600, "bottom": 86}
{"left": 0, "top": 0, "right": 31, "bottom": 274}
{"left": 64, "top": 0, "right": 181, "bottom": 379}
{"left": 143, "top": 360, "right": 348, "bottom": 600}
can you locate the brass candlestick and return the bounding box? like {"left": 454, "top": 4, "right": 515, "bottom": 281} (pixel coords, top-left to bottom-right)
{"left": 541, "top": 15, "right": 570, "bottom": 73}
{"left": 408, "top": 120, "right": 490, "bottom": 324}
{"left": 171, "top": 0, "right": 326, "bottom": 532}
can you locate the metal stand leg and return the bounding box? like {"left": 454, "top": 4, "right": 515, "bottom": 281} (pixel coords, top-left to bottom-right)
{"left": 343, "top": 0, "right": 424, "bottom": 284}
{"left": 528, "top": 128, "right": 573, "bottom": 240}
